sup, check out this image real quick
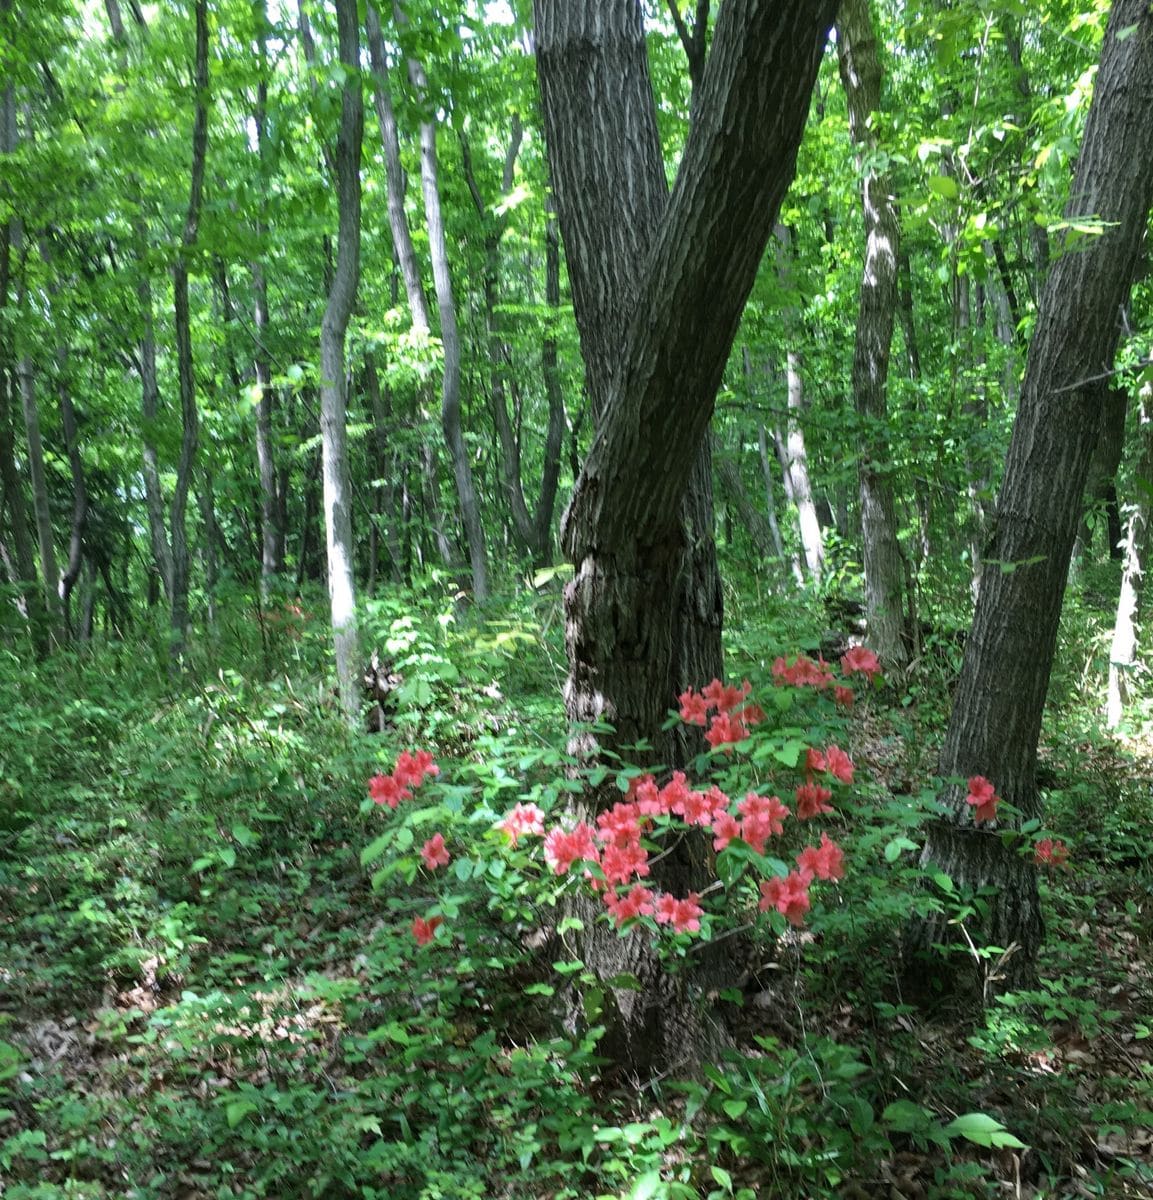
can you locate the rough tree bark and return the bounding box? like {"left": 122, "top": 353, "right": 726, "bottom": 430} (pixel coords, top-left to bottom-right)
{"left": 168, "top": 0, "right": 208, "bottom": 661}
{"left": 909, "top": 0, "right": 1153, "bottom": 994}
{"left": 535, "top": 0, "right": 837, "bottom": 1075}
{"left": 319, "top": 0, "right": 364, "bottom": 722}
{"left": 838, "top": 0, "right": 908, "bottom": 669}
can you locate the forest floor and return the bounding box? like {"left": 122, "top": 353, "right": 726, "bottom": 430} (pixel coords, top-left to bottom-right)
{"left": 2, "top": 597, "right": 1152, "bottom": 1200}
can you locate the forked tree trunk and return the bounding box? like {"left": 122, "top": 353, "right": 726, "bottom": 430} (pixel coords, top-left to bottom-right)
{"left": 320, "top": 0, "right": 364, "bottom": 722}
{"left": 168, "top": 0, "right": 209, "bottom": 662}
{"left": 536, "top": 0, "right": 836, "bottom": 1075}
{"left": 1106, "top": 394, "right": 1152, "bottom": 728}
{"left": 909, "top": 0, "right": 1153, "bottom": 994}
{"left": 838, "top": 0, "right": 907, "bottom": 668}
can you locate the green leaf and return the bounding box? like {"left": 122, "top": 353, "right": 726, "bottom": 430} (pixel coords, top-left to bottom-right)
{"left": 231, "top": 822, "right": 258, "bottom": 847}
{"left": 628, "top": 1170, "right": 663, "bottom": 1200}
{"left": 219, "top": 847, "right": 237, "bottom": 870}
{"left": 710, "top": 1164, "right": 734, "bottom": 1192}
{"left": 882, "top": 1100, "right": 933, "bottom": 1132}
{"left": 226, "top": 1100, "right": 258, "bottom": 1129}
{"left": 721, "top": 1099, "right": 747, "bottom": 1121}
{"left": 943, "top": 1112, "right": 1027, "bottom": 1149}
{"left": 360, "top": 834, "right": 391, "bottom": 867}
{"left": 523, "top": 983, "right": 555, "bottom": 997}
{"left": 884, "top": 836, "right": 918, "bottom": 862}
{"left": 927, "top": 175, "right": 959, "bottom": 200}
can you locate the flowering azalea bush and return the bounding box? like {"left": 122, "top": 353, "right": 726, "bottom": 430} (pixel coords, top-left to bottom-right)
{"left": 363, "top": 647, "right": 895, "bottom": 953}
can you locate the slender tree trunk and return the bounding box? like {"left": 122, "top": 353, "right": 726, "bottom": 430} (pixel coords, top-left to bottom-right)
{"left": 56, "top": 346, "right": 87, "bottom": 634}
{"left": 771, "top": 226, "right": 823, "bottom": 582}
{"left": 136, "top": 248, "right": 173, "bottom": 599}
{"left": 168, "top": 0, "right": 209, "bottom": 661}
{"left": 16, "top": 355, "right": 62, "bottom": 643}
{"left": 253, "top": 0, "right": 282, "bottom": 601}
{"left": 1106, "top": 393, "right": 1152, "bottom": 728}
{"left": 365, "top": 3, "right": 430, "bottom": 333}
{"left": 400, "top": 5, "right": 489, "bottom": 601}
{"left": 910, "top": 0, "right": 1153, "bottom": 993}
{"left": 534, "top": 191, "right": 566, "bottom": 562}
{"left": 320, "top": 0, "right": 364, "bottom": 721}
{"left": 536, "top": 0, "right": 836, "bottom": 1075}
{"left": 897, "top": 246, "right": 932, "bottom": 563}
{"left": 757, "top": 422, "right": 801, "bottom": 584}
{"left": 0, "top": 367, "right": 42, "bottom": 644}
{"left": 1077, "top": 388, "right": 1127, "bottom": 561}
{"left": 838, "top": 0, "right": 907, "bottom": 669}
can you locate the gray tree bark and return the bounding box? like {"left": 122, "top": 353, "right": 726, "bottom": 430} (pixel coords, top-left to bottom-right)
{"left": 168, "top": 0, "right": 209, "bottom": 662}
{"left": 1106, "top": 393, "right": 1152, "bottom": 728}
{"left": 399, "top": 2, "right": 489, "bottom": 601}
{"left": 536, "top": 0, "right": 837, "bottom": 1074}
{"left": 320, "top": 0, "right": 364, "bottom": 721}
{"left": 910, "top": 0, "right": 1153, "bottom": 993}
{"left": 838, "top": 0, "right": 908, "bottom": 669}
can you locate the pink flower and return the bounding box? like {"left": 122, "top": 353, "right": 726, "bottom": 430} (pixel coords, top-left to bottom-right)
{"left": 411, "top": 915, "right": 444, "bottom": 946}
{"left": 394, "top": 749, "right": 440, "bottom": 790}
{"left": 841, "top": 646, "right": 881, "bottom": 681}
{"left": 759, "top": 872, "right": 811, "bottom": 926}
{"left": 738, "top": 792, "right": 790, "bottom": 837}
{"left": 965, "top": 775, "right": 1000, "bottom": 824}
{"left": 628, "top": 774, "right": 664, "bottom": 816}
{"left": 497, "top": 802, "right": 546, "bottom": 847}
{"left": 705, "top": 711, "right": 749, "bottom": 750}
{"left": 773, "top": 654, "right": 834, "bottom": 689}
{"left": 604, "top": 885, "right": 656, "bottom": 928}
{"left": 601, "top": 841, "right": 650, "bottom": 886}
{"left": 543, "top": 823, "right": 599, "bottom": 875}
{"left": 420, "top": 833, "right": 450, "bottom": 871}
{"left": 794, "top": 782, "right": 833, "bottom": 820}
{"left": 654, "top": 892, "right": 703, "bottom": 934}
{"left": 1034, "top": 838, "right": 1069, "bottom": 868}
{"left": 834, "top": 685, "right": 855, "bottom": 709}
{"left": 368, "top": 773, "right": 410, "bottom": 809}
{"left": 796, "top": 832, "right": 845, "bottom": 883}
{"left": 596, "top": 801, "right": 645, "bottom": 847}
{"left": 824, "top": 745, "right": 854, "bottom": 785}
{"left": 711, "top": 810, "right": 741, "bottom": 851}
{"left": 678, "top": 689, "right": 709, "bottom": 726}
{"left": 806, "top": 747, "right": 828, "bottom": 775}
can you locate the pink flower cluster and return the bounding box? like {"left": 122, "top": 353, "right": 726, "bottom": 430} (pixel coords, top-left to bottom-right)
{"left": 1034, "top": 837, "right": 1069, "bottom": 868}
{"left": 677, "top": 678, "right": 766, "bottom": 752}
{"left": 368, "top": 749, "right": 440, "bottom": 809}
{"left": 965, "top": 774, "right": 1000, "bottom": 824}
{"left": 771, "top": 646, "right": 881, "bottom": 710}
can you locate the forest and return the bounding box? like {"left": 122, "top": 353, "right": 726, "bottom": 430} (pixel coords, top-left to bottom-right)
{"left": 1, "top": 0, "right": 1152, "bottom": 1196}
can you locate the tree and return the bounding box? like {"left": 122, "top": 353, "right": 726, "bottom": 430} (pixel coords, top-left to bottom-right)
{"left": 319, "top": 0, "right": 365, "bottom": 722}
{"left": 168, "top": 0, "right": 209, "bottom": 662}
{"left": 838, "top": 0, "right": 908, "bottom": 670}
{"left": 535, "top": 0, "right": 838, "bottom": 1072}
{"left": 909, "top": 0, "right": 1153, "bottom": 991}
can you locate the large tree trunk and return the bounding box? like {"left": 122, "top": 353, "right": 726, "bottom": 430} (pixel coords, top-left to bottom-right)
{"left": 536, "top": 0, "right": 836, "bottom": 1075}
{"left": 838, "top": 0, "right": 908, "bottom": 670}
{"left": 320, "top": 0, "right": 364, "bottom": 722}
{"left": 910, "top": 0, "right": 1153, "bottom": 993}
{"left": 1106, "top": 393, "right": 1152, "bottom": 729}
{"left": 1077, "top": 387, "right": 1127, "bottom": 561}
{"left": 168, "top": 0, "right": 209, "bottom": 662}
